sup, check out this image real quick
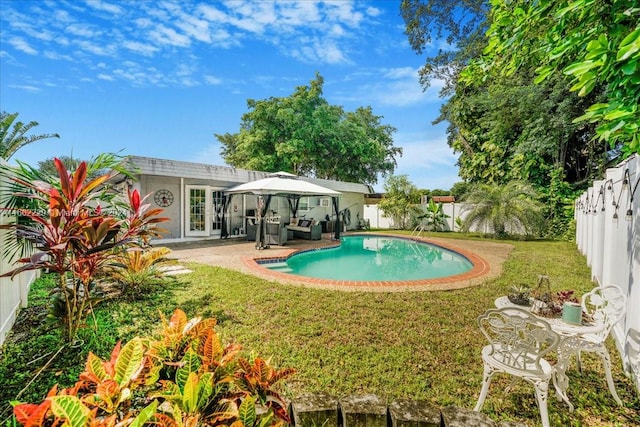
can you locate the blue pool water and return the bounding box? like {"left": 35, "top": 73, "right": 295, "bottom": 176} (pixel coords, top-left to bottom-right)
{"left": 263, "top": 235, "right": 473, "bottom": 281}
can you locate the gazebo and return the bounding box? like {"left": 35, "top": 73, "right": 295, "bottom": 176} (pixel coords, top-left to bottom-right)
{"left": 223, "top": 172, "right": 342, "bottom": 249}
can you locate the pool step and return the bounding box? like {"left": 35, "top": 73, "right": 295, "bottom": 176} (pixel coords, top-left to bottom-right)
{"left": 267, "top": 262, "right": 293, "bottom": 273}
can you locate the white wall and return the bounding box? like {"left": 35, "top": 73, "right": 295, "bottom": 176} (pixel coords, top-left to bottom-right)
{"left": 576, "top": 154, "right": 640, "bottom": 391}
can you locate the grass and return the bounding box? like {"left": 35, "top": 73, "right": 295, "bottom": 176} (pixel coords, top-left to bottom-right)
{"left": 1, "top": 232, "right": 639, "bottom": 426}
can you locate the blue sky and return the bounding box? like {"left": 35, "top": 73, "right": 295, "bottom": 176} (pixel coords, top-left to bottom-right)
{"left": 0, "top": 0, "right": 459, "bottom": 191}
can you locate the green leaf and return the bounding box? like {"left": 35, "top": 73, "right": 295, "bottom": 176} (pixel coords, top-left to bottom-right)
{"left": 617, "top": 27, "right": 640, "bottom": 61}
{"left": 534, "top": 66, "right": 554, "bottom": 84}
{"left": 49, "top": 396, "right": 90, "bottom": 427}
{"left": 128, "top": 400, "right": 159, "bottom": 427}
{"left": 176, "top": 348, "right": 201, "bottom": 391}
{"left": 238, "top": 396, "right": 257, "bottom": 427}
{"left": 86, "top": 352, "right": 108, "bottom": 381}
{"left": 197, "top": 372, "right": 214, "bottom": 410}
{"left": 114, "top": 337, "right": 144, "bottom": 387}
{"left": 182, "top": 372, "right": 199, "bottom": 414}
{"left": 621, "top": 60, "right": 638, "bottom": 75}
{"left": 563, "top": 60, "right": 603, "bottom": 76}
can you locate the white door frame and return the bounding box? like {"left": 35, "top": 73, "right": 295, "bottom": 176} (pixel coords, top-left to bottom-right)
{"left": 185, "top": 185, "right": 210, "bottom": 237}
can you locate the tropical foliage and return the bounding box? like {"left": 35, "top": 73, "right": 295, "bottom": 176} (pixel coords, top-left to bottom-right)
{"left": 467, "top": 0, "right": 640, "bottom": 153}
{"left": 0, "top": 153, "right": 135, "bottom": 259}
{"left": 0, "top": 111, "right": 60, "bottom": 160}
{"left": 0, "top": 159, "right": 167, "bottom": 340}
{"left": 417, "top": 199, "right": 449, "bottom": 231}
{"left": 10, "top": 308, "right": 294, "bottom": 427}
{"left": 460, "top": 181, "right": 545, "bottom": 238}
{"left": 216, "top": 73, "right": 401, "bottom": 185}
{"left": 108, "top": 246, "right": 173, "bottom": 295}
{"left": 400, "top": 0, "right": 632, "bottom": 237}
{"left": 377, "top": 175, "right": 422, "bottom": 229}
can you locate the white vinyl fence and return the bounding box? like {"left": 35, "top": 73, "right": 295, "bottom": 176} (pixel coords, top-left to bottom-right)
{"left": 576, "top": 153, "right": 640, "bottom": 390}
{"left": 364, "top": 202, "right": 489, "bottom": 233}
{"left": 0, "top": 162, "right": 38, "bottom": 346}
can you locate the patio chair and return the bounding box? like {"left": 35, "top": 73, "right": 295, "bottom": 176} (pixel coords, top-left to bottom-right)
{"left": 474, "top": 307, "right": 561, "bottom": 427}
{"left": 574, "top": 285, "right": 626, "bottom": 406}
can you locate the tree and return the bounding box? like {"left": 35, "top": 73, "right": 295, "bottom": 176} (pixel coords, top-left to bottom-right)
{"left": 1, "top": 152, "right": 135, "bottom": 259}
{"left": 465, "top": 0, "right": 640, "bottom": 154}
{"left": 216, "top": 74, "right": 401, "bottom": 185}
{"left": 440, "top": 70, "right": 608, "bottom": 188}
{"left": 460, "top": 181, "right": 544, "bottom": 238}
{"left": 0, "top": 111, "right": 59, "bottom": 160}
{"left": 400, "top": 0, "right": 489, "bottom": 95}
{"left": 378, "top": 175, "right": 421, "bottom": 229}
{"left": 0, "top": 159, "right": 167, "bottom": 341}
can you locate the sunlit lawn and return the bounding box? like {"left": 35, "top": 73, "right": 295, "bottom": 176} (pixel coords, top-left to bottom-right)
{"left": 1, "top": 232, "right": 639, "bottom": 426}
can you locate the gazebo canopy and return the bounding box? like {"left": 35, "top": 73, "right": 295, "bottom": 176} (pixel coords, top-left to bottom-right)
{"left": 225, "top": 171, "right": 341, "bottom": 197}
{"left": 224, "top": 172, "right": 342, "bottom": 248}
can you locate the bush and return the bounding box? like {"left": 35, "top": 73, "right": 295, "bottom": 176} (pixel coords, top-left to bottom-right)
{"left": 10, "top": 309, "right": 295, "bottom": 427}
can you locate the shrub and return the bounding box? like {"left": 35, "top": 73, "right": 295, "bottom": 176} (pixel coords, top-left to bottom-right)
{"left": 108, "top": 246, "right": 174, "bottom": 295}
{"left": 10, "top": 309, "right": 295, "bottom": 427}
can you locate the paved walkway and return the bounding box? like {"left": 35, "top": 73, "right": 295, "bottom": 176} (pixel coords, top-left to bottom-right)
{"left": 164, "top": 233, "right": 514, "bottom": 292}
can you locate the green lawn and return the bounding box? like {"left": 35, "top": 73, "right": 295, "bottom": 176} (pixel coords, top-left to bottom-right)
{"left": 1, "top": 233, "right": 639, "bottom": 426}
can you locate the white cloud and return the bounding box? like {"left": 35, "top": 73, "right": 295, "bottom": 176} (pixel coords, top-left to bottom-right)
{"left": 65, "top": 23, "right": 100, "bottom": 38}
{"left": 123, "top": 41, "right": 159, "bottom": 56}
{"left": 97, "top": 73, "right": 114, "bottom": 81}
{"left": 8, "top": 37, "right": 37, "bottom": 55}
{"left": 149, "top": 25, "right": 191, "bottom": 47}
{"left": 44, "top": 51, "right": 73, "bottom": 61}
{"left": 85, "top": 0, "right": 123, "bottom": 15}
{"left": 8, "top": 84, "right": 40, "bottom": 92}
{"left": 395, "top": 134, "right": 456, "bottom": 170}
{"left": 342, "top": 68, "right": 445, "bottom": 107}
{"left": 204, "top": 75, "right": 222, "bottom": 85}
{"left": 76, "top": 40, "right": 112, "bottom": 56}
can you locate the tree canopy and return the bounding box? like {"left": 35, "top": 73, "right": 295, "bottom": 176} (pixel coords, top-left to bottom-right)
{"left": 377, "top": 175, "right": 421, "bottom": 229}
{"left": 462, "top": 0, "right": 639, "bottom": 154}
{"left": 0, "top": 111, "right": 59, "bottom": 160}
{"left": 216, "top": 74, "right": 401, "bottom": 185}
{"left": 400, "top": 0, "right": 633, "bottom": 236}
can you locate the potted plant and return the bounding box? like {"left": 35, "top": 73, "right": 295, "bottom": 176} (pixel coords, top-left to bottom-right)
{"left": 508, "top": 284, "right": 532, "bottom": 306}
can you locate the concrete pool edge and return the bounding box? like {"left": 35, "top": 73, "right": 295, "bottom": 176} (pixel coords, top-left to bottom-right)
{"left": 243, "top": 234, "right": 507, "bottom": 292}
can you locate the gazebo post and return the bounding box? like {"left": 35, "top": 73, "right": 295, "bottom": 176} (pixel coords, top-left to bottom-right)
{"left": 332, "top": 196, "right": 341, "bottom": 240}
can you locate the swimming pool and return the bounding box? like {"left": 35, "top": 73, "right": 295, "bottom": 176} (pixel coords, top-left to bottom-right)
{"left": 260, "top": 235, "right": 474, "bottom": 281}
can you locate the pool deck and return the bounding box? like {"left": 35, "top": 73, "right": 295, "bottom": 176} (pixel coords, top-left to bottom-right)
{"left": 164, "top": 232, "right": 514, "bottom": 292}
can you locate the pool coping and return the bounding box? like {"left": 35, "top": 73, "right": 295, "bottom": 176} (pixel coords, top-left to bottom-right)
{"left": 242, "top": 233, "right": 494, "bottom": 292}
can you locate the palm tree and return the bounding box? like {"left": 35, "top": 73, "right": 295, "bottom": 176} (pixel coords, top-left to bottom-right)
{"left": 0, "top": 111, "right": 60, "bottom": 160}
{"left": 461, "top": 181, "right": 544, "bottom": 237}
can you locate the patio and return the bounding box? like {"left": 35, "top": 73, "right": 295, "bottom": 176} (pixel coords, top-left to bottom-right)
{"left": 163, "top": 232, "right": 514, "bottom": 292}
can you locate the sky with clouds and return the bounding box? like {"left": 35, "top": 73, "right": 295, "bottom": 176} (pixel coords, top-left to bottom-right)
{"left": 0, "top": 0, "right": 459, "bottom": 191}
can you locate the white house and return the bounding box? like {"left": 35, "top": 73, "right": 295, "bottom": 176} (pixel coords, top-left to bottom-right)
{"left": 121, "top": 156, "right": 373, "bottom": 242}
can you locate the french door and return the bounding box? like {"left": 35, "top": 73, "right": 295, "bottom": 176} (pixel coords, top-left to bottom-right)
{"left": 186, "top": 186, "right": 210, "bottom": 236}
{"left": 185, "top": 186, "right": 227, "bottom": 237}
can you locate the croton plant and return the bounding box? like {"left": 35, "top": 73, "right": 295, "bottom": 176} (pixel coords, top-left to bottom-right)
{"left": 11, "top": 309, "right": 295, "bottom": 427}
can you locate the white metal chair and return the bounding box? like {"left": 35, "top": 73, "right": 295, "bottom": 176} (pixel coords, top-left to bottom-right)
{"left": 474, "top": 307, "right": 561, "bottom": 427}
{"left": 574, "top": 285, "right": 626, "bottom": 406}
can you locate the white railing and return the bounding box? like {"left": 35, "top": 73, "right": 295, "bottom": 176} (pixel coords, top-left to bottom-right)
{"left": 0, "top": 162, "right": 38, "bottom": 346}
{"left": 576, "top": 153, "right": 640, "bottom": 389}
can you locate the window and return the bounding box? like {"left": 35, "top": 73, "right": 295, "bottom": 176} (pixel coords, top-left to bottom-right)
{"left": 299, "top": 197, "right": 310, "bottom": 211}
{"left": 320, "top": 198, "right": 330, "bottom": 207}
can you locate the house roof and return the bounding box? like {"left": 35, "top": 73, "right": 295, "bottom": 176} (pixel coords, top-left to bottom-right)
{"left": 124, "top": 156, "right": 372, "bottom": 194}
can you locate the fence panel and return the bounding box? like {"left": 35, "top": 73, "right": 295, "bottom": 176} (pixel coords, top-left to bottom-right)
{"left": 577, "top": 154, "right": 640, "bottom": 391}
{"left": 0, "top": 162, "right": 37, "bottom": 346}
